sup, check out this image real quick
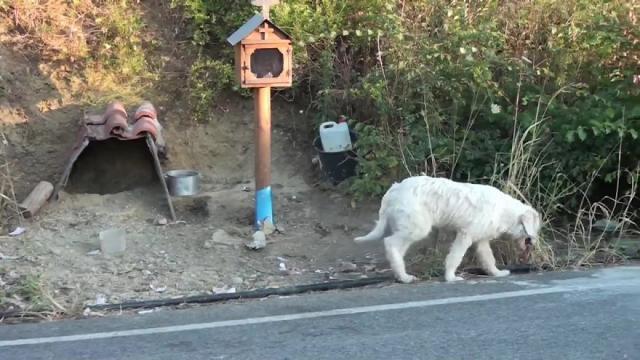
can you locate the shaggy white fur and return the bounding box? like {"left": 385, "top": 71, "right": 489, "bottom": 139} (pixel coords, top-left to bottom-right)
{"left": 355, "top": 176, "right": 541, "bottom": 283}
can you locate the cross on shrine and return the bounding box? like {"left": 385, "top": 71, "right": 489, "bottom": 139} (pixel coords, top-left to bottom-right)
{"left": 251, "top": 0, "right": 279, "bottom": 19}
{"left": 258, "top": 22, "right": 275, "bottom": 40}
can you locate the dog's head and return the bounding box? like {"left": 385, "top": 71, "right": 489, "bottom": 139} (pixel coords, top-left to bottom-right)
{"left": 515, "top": 207, "right": 541, "bottom": 251}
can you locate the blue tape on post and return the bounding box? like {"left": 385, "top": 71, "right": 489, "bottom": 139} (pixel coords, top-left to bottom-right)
{"left": 255, "top": 186, "right": 273, "bottom": 228}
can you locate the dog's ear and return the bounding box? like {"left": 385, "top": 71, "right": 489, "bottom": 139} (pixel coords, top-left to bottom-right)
{"left": 519, "top": 208, "right": 540, "bottom": 238}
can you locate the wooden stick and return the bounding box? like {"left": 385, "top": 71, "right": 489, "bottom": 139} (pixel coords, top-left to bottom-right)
{"left": 146, "top": 134, "right": 176, "bottom": 221}
{"left": 19, "top": 181, "right": 54, "bottom": 218}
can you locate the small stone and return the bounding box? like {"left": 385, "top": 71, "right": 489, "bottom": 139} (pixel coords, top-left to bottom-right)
{"left": 203, "top": 240, "right": 214, "bottom": 249}
{"left": 314, "top": 223, "right": 331, "bottom": 237}
{"left": 339, "top": 261, "right": 358, "bottom": 273}
{"left": 363, "top": 264, "right": 376, "bottom": 272}
{"left": 262, "top": 221, "right": 276, "bottom": 235}
{"left": 232, "top": 276, "right": 243, "bottom": 285}
{"left": 211, "top": 229, "right": 239, "bottom": 247}
{"left": 245, "top": 231, "right": 266, "bottom": 250}
{"left": 155, "top": 216, "right": 168, "bottom": 226}
{"left": 311, "top": 156, "right": 320, "bottom": 167}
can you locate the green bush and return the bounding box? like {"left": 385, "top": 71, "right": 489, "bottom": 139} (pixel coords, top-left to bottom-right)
{"left": 176, "top": 0, "right": 640, "bottom": 213}
{"left": 188, "top": 57, "right": 234, "bottom": 122}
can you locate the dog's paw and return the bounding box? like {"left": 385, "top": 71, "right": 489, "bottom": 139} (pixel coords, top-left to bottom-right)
{"left": 493, "top": 269, "right": 511, "bottom": 277}
{"left": 397, "top": 274, "right": 418, "bottom": 284}
{"left": 444, "top": 274, "right": 464, "bottom": 282}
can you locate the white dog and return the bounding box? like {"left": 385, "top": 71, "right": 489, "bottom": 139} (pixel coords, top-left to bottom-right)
{"left": 355, "top": 176, "right": 541, "bottom": 283}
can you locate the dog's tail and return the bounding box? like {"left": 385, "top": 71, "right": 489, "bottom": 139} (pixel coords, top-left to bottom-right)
{"left": 354, "top": 217, "right": 387, "bottom": 242}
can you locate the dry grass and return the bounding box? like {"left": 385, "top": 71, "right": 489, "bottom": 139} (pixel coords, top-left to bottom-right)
{"left": 1, "top": 0, "right": 155, "bottom": 104}
{"left": 410, "top": 75, "right": 638, "bottom": 274}
{"left": 0, "top": 131, "right": 21, "bottom": 230}
{"left": 489, "top": 80, "right": 638, "bottom": 270}
{"left": 0, "top": 274, "right": 71, "bottom": 323}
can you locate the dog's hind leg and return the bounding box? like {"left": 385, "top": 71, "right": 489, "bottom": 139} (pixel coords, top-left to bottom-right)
{"left": 384, "top": 233, "right": 418, "bottom": 284}
{"left": 444, "top": 233, "right": 473, "bottom": 282}
{"left": 476, "top": 240, "right": 510, "bottom": 277}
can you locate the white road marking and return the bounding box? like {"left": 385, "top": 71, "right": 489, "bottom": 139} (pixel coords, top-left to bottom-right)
{"left": 0, "top": 271, "right": 638, "bottom": 348}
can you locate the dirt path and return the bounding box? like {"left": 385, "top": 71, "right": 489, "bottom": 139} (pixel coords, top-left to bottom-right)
{"left": 0, "top": 3, "right": 389, "bottom": 317}
{"left": 0, "top": 42, "right": 386, "bottom": 313}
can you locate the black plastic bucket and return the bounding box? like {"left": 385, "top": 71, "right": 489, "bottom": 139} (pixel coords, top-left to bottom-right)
{"left": 313, "top": 131, "right": 358, "bottom": 185}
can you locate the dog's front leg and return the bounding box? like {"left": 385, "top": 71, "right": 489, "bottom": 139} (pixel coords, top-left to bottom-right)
{"left": 444, "top": 234, "right": 472, "bottom": 282}
{"left": 476, "top": 240, "right": 510, "bottom": 277}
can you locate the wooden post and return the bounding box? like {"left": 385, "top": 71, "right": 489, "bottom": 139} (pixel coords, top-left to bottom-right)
{"left": 254, "top": 86, "right": 273, "bottom": 228}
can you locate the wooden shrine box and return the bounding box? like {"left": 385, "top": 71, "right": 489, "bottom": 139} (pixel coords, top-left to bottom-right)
{"left": 227, "top": 14, "right": 292, "bottom": 88}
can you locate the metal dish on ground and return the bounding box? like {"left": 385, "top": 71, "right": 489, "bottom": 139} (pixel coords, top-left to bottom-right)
{"left": 165, "top": 170, "right": 200, "bottom": 197}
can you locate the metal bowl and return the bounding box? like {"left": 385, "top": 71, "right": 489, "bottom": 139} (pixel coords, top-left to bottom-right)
{"left": 165, "top": 170, "right": 200, "bottom": 197}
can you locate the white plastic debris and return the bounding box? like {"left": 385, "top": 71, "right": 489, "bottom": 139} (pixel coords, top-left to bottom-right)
{"left": 86, "top": 250, "right": 101, "bottom": 256}
{"left": 0, "top": 252, "right": 19, "bottom": 260}
{"left": 83, "top": 308, "right": 105, "bottom": 317}
{"left": 150, "top": 284, "right": 167, "bottom": 293}
{"left": 137, "top": 309, "right": 161, "bottom": 315}
{"left": 279, "top": 262, "right": 287, "bottom": 272}
{"left": 9, "top": 227, "right": 26, "bottom": 236}
{"left": 138, "top": 309, "right": 153, "bottom": 315}
{"left": 95, "top": 294, "right": 107, "bottom": 306}
{"left": 212, "top": 286, "right": 236, "bottom": 294}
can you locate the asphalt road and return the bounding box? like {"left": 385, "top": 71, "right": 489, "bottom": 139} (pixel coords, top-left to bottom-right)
{"left": 1, "top": 266, "right": 639, "bottom": 360}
